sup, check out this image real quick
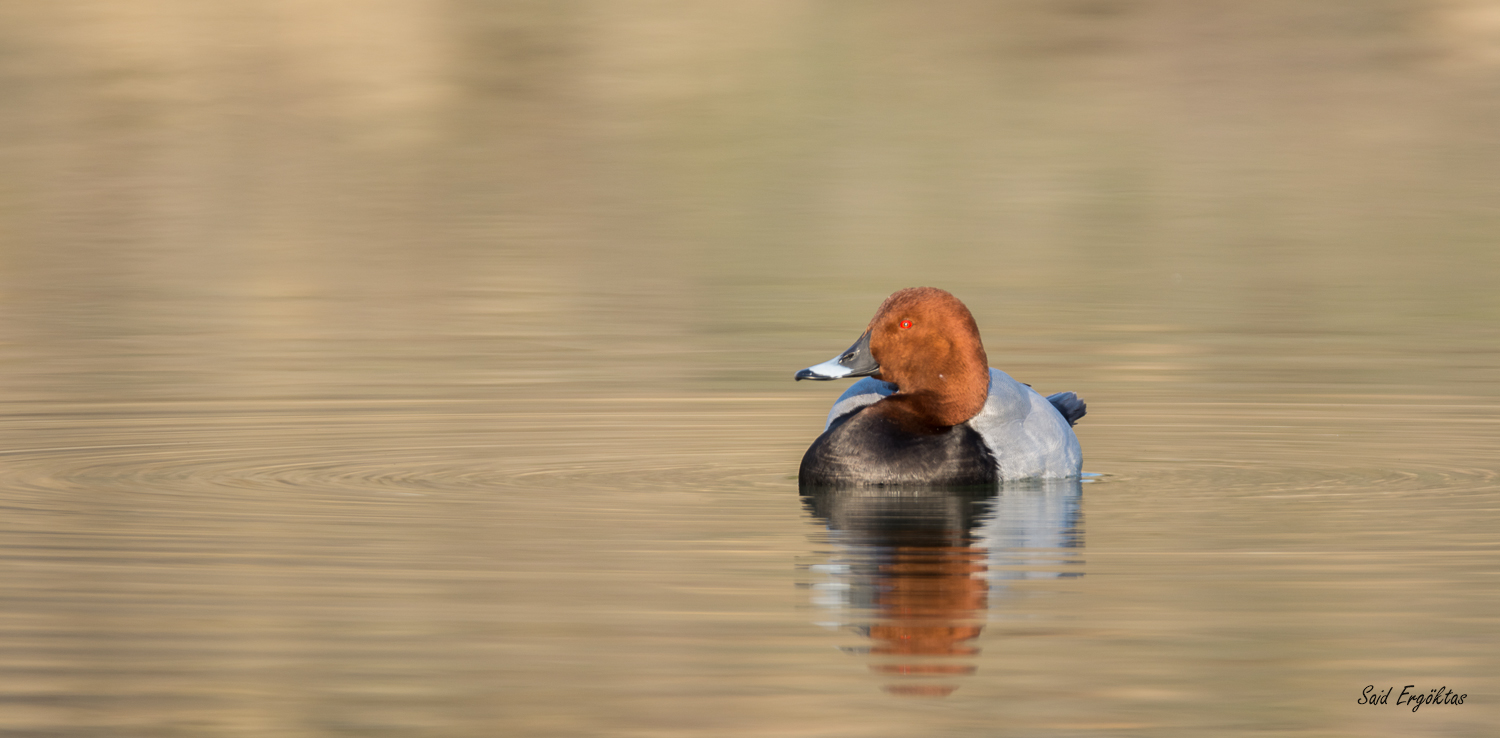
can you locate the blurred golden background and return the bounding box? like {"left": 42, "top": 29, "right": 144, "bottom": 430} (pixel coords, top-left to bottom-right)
{"left": 3, "top": 0, "right": 1497, "bottom": 404}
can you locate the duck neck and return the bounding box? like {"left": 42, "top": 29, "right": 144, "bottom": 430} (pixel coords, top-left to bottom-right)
{"left": 883, "top": 350, "right": 989, "bottom": 429}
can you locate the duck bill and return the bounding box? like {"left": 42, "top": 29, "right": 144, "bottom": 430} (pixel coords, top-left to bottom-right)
{"left": 795, "top": 330, "right": 880, "bottom": 381}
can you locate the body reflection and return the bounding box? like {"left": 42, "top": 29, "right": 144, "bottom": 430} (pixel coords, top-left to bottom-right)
{"left": 801, "top": 480, "right": 1083, "bottom": 696}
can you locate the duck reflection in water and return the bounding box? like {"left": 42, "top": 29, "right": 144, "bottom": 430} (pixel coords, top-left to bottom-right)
{"left": 801, "top": 479, "right": 1083, "bottom": 697}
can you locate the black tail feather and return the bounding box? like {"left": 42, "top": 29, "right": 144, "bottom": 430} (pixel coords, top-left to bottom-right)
{"left": 1046, "top": 391, "right": 1086, "bottom": 426}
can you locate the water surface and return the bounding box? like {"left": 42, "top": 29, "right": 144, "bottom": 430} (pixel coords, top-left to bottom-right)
{"left": 2, "top": 2, "right": 1499, "bottom": 736}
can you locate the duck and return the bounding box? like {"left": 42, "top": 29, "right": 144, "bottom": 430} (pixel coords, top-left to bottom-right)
{"left": 795, "top": 287, "right": 1085, "bottom": 488}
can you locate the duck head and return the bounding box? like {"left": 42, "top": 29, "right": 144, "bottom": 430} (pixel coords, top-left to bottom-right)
{"left": 796, "top": 287, "right": 991, "bottom": 427}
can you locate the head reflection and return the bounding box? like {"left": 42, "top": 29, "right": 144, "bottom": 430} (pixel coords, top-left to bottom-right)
{"left": 801, "top": 479, "right": 1083, "bottom": 697}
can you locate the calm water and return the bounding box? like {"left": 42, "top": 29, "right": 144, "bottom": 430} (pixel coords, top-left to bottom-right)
{"left": 3, "top": 2, "right": 1499, "bottom": 736}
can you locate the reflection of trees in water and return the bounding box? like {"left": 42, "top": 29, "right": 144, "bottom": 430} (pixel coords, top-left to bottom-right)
{"left": 802, "top": 480, "right": 1083, "bottom": 697}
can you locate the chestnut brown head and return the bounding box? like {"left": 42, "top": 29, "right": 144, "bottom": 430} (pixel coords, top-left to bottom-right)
{"left": 866, "top": 288, "right": 990, "bottom": 420}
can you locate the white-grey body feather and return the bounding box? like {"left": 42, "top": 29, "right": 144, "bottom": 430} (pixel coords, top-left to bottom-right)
{"left": 823, "top": 377, "right": 897, "bottom": 429}
{"left": 825, "top": 369, "right": 1082, "bottom": 480}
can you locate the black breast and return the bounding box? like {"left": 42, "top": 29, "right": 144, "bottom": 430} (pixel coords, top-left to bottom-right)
{"left": 798, "top": 408, "right": 998, "bottom": 490}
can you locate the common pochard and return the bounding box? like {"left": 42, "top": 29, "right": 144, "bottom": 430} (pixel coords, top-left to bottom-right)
{"left": 795, "top": 287, "right": 1085, "bottom": 487}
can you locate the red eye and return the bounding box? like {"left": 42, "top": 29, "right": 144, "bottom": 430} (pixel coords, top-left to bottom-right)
{"left": 899, "top": 319, "right": 913, "bottom": 330}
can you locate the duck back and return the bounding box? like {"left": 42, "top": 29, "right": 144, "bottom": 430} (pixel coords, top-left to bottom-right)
{"left": 965, "top": 369, "right": 1082, "bottom": 480}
